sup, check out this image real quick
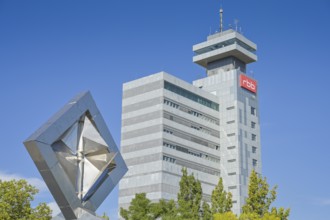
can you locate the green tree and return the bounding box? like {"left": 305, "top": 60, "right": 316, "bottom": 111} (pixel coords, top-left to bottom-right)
{"left": 150, "top": 199, "right": 177, "bottom": 219}
{"left": 214, "top": 212, "right": 238, "bottom": 220}
{"left": 0, "top": 179, "right": 52, "bottom": 220}
{"left": 239, "top": 212, "right": 280, "bottom": 220}
{"left": 242, "top": 170, "right": 290, "bottom": 220}
{"left": 211, "top": 178, "right": 233, "bottom": 214}
{"left": 202, "top": 201, "right": 212, "bottom": 220}
{"left": 261, "top": 213, "right": 281, "bottom": 220}
{"left": 120, "top": 193, "right": 153, "bottom": 220}
{"left": 177, "top": 167, "right": 202, "bottom": 219}
{"left": 270, "top": 207, "right": 290, "bottom": 220}
{"left": 239, "top": 212, "right": 260, "bottom": 220}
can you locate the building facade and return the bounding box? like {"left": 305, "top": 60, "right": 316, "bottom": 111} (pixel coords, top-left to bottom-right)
{"left": 119, "top": 28, "right": 261, "bottom": 215}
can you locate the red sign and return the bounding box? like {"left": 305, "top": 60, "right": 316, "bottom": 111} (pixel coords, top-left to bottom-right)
{"left": 240, "top": 74, "right": 257, "bottom": 93}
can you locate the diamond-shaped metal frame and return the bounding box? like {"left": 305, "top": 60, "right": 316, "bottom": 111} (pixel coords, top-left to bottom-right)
{"left": 23, "top": 91, "right": 127, "bottom": 219}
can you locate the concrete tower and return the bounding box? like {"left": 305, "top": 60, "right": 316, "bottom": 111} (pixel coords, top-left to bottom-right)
{"left": 192, "top": 24, "right": 261, "bottom": 214}
{"left": 119, "top": 8, "right": 261, "bottom": 216}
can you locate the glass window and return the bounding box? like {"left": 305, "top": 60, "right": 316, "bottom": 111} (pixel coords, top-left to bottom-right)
{"left": 164, "top": 81, "right": 219, "bottom": 111}
{"left": 251, "top": 107, "right": 256, "bottom": 115}
{"left": 253, "top": 159, "right": 257, "bottom": 167}
{"left": 194, "top": 38, "right": 256, "bottom": 55}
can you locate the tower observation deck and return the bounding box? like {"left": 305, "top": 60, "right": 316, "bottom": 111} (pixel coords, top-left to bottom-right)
{"left": 193, "top": 29, "right": 257, "bottom": 76}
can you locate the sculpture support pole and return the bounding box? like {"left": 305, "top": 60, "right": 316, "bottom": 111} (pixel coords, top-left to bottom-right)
{"left": 77, "top": 145, "right": 84, "bottom": 201}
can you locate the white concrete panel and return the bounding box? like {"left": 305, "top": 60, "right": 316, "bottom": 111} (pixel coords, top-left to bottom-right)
{"left": 121, "top": 132, "right": 162, "bottom": 146}
{"left": 122, "top": 105, "right": 162, "bottom": 119}
{"left": 122, "top": 89, "right": 163, "bottom": 106}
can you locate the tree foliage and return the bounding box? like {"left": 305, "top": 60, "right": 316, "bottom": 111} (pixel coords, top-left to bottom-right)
{"left": 239, "top": 212, "right": 281, "bottom": 220}
{"left": 211, "top": 178, "right": 233, "bottom": 214}
{"left": 120, "top": 194, "right": 178, "bottom": 220}
{"left": 202, "top": 201, "right": 212, "bottom": 220}
{"left": 120, "top": 193, "right": 154, "bottom": 220}
{"left": 121, "top": 169, "right": 290, "bottom": 220}
{"left": 150, "top": 199, "right": 177, "bottom": 219}
{"left": 214, "top": 212, "right": 238, "bottom": 220}
{"left": 177, "top": 167, "right": 202, "bottom": 219}
{"left": 120, "top": 168, "right": 210, "bottom": 220}
{"left": 242, "top": 170, "right": 276, "bottom": 216}
{"left": 270, "top": 207, "right": 290, "bottom": 220}
{"left": 242, "top": 170, "right": 290, "bottom": 220}
{"left": 0, "top": 179, "right": 52, "bottom": 220}
{"left": 239, "top": 212, "right": 260, "bottom": 220}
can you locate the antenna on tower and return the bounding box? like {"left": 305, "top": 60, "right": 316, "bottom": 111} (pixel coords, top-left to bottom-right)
{"left": 220, "top": 7, "right": 223, "bottom": 32}
{"left": 234, "top": 19, "right": 239, "bottom": 31}
{"left": 250, "top": 70, "right": 255, "bottom": 78}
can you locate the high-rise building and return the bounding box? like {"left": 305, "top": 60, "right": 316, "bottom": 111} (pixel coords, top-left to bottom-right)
{"left": 119, "top": 10, "right": 261, "bottom": 216}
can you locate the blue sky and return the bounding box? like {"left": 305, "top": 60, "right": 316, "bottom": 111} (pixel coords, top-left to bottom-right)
{"left": 0, "top": 0, "right": 329, "bottom": 219}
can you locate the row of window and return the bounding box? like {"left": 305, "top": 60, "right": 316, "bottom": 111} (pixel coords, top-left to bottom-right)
{"left": 164, "top": 81, "right": 219, "bottom": 111}
{"left": 227, "top": 105, "right": 257, "bottom": 128}
{"left": 163, "top": 129, "right": 173, "bottom": 135}
{"left": 190, "top": 125, "right": 213, "bottom": 136}
{"left": 164, "top": 99, "right": 179, "bottom": 109}
{"left": 163, "top": 154, "right": 220, "bottom": 176}
{"left": 164, "top": 99, "right": 219, "bottom": 125}
{"left": 194, "top": 38, "right": 256, "bottom": 56}
{"left": 227, "top": 158, "right": 257, "bottom": 167}
{"left": 163, "top": 142, "right": 220, "bottom": 163}
{"left": 228, "top": 105, "right": 257, "bottom": 116}
{"left": 163, "top": 156, "right": 176, "bottom": 163}
{"left": 227, "top": 120, "right": 235, "bottom": 124}
{"left": 189, "top": 109, "right": 219, "bottom": 125}
{"left": 227, "top": 132, "right": 257, "bottom": 141}
{"left": 164, "top": 112, "right": 219, "bottom": 138}
{"left": 227, "top": 158, "right": 257, "bottom": 173}
{"left": 227, "top": 119, "right": 256, "bottom": 130}
{"left": 227, "top": 145, "right": 258, "bottom": 154}
{"left": 163, "top": 128, "right": 220, "bottom": 151}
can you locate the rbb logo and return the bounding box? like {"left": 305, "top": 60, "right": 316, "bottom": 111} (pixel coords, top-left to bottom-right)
{"left": 243, "top": 79, "right": 255, "bottom": 90}
{"left": 240, "top": 74, "right": 257, "bottom": 93}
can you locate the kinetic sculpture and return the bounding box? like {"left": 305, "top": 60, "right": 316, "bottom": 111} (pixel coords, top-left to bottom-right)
{"left": 24, "top": 91, "right": 127, "bottom": 219}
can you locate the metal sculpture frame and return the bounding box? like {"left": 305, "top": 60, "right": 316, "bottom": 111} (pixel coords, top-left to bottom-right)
{"left": 23, "top": 91, "right": 127, "bottom": 219}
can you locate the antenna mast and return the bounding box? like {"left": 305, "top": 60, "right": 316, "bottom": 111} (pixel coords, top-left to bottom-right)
{"left": 220, "top": 8, "right": 223, "bottom": 32}
{"left": 234, "top": 19, "right": 239, "bottom": 31}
